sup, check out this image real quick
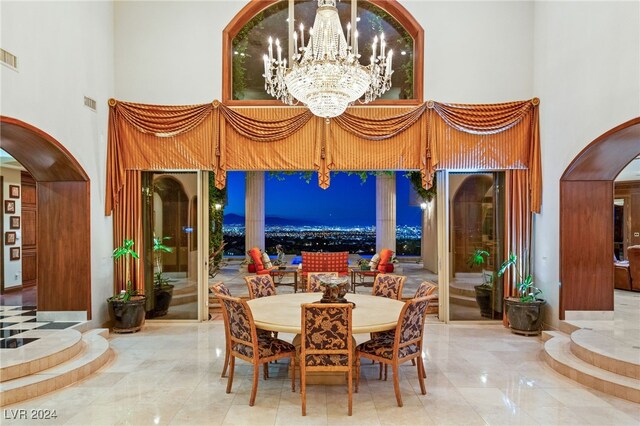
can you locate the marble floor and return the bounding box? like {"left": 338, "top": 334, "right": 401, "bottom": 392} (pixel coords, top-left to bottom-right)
{"left": 3, "top": 309, "right": 640, "bottom": 425}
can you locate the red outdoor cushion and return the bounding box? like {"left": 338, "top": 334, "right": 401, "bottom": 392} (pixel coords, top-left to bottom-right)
{"left": 248, "top": 247, "right": 264, "bottom": 272}
{"left": 301, "top": 251, "right": 349, "bottom": 275}
{"left": 378, "top": 248, "right": 393, "bottom": 273}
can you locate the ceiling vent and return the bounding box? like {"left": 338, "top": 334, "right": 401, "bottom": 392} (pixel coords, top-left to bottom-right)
{"left": 0, "top": 48, "right": 18, "bottom": 70}
{"left": 84, "top": 96, "right": 97, "bottom": 111}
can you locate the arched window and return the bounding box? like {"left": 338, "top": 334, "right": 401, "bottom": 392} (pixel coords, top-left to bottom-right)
{"left": 223, "top": 0, "right": 423, "bottom": 105}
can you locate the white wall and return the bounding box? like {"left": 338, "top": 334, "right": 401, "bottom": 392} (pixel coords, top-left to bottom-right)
{"left": 532, "top": 1, "right": 640, "bottom": 326}
{"left": 1, "top": 1, "right": 115, "bottom": 325}
{"left": 114, "top": 1, "right": 243, "bottom": 103}
{"left": 405, "top": 1, "right": 534, "bottom": 102}
{"left": 1, "top": 167, "right": 22, "bottom": 288}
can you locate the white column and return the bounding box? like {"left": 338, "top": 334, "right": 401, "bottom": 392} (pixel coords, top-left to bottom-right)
{"left": 422, "top": 198, "right": 438, "bottom": 272}
{"left": 376, "top": 173, "right": 396, "bottom": 252}
{"left": 245, "top": 171, "right": 265, "bottom": 251}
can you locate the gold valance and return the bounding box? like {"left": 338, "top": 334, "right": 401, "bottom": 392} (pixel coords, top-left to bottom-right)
{"left": 106, "top": 98, "right": 541, "bottom": 215}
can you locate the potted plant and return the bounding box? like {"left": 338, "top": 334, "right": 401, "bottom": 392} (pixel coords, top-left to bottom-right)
{"left": 497, "top": 252, "right": 545, "bottom": 335}
{"left": 467, "top": 249, "right": 494, "bottom": 318}
{"left": 108, "top": 239, "right": 146, "bottom": 333}
{"left": 152, "top": 236, "right": 174, "bottom": 317}
{"left": 357, "top": 258, "right": 371, "bottom": 271}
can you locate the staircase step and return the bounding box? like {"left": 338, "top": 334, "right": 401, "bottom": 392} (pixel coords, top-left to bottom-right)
{"left": 543, "top": 331, "right": 640, "bottom": 403}
{"left": 171, "top": 292, "right": 197, "bottom": 306}
{"left": 449, "top": 285, "right": 477, "bottom": 298}
{"left": 173, "top": 284, "right": 197, "bottom": 296}
{"left": 571, "top": 329, "right": 640, "bottom": 380}
{"left": 449, "top": 294, "right": 478, "bottom": 308}
{"left": 0, "top": 329, "right": 83, "bottom": 382}
{"left": 0, "top": 329, "right": 112, "bottom": 406}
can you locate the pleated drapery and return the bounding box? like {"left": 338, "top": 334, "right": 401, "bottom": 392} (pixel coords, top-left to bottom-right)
{"left": 503, "top": 169, "right": 533, "bottom": 325}
{"left": 112, "top": 170, "right": 145, "bottom": 293}
{"left": 427, "top": 99, "right": 541, "bottom": 213}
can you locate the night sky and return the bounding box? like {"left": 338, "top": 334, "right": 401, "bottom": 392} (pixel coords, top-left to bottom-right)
{"left": 225, "top": 172, "right": 421, "bottom": 226}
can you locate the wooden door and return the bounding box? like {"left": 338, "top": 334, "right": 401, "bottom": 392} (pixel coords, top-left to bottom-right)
{"left": 21, "top": 171, "right": 37, "bottom": 287}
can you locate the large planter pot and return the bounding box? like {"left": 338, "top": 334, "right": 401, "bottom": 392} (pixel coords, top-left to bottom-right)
{"left": 108, "top": 295, "right": 147, "bottom": 333}
{"left": 505, "top": 298, "right": 545, "bottom": 336}
{"left": 153, "top": 284, "right": 174, "bottom": 317}
{"left": 474, "top": 285, "right": 494, "bottom": 318}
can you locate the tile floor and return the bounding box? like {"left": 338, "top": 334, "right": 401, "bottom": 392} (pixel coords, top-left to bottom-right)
{"left": 3, "top": 318, "right": 640, "bottom": 424}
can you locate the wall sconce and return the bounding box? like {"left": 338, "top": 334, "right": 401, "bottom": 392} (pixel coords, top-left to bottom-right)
{"left": 420, "top": 202, "right": 428, "bottom": 210}
{"left": 214, "top": 203, "right": 222, "bottom": 211}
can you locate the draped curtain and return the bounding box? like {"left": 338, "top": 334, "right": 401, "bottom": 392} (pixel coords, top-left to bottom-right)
{"left": 105, "top": 98, "right": 541, "bottom": 297}
{"left": 112, "top": 170, "right": 144, "bottom": 293}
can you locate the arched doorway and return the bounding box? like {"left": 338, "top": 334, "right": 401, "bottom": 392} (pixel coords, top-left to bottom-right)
{"left": 153, "top": 176, "right": 189, "bottom": 273}
{"left": 0, "top": 117, "right": 91, "bottom": 317}
{"left": 560, "top": 117, "right": 640, "bottom": 319}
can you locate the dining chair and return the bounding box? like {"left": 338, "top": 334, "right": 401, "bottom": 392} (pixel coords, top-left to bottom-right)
{"left": 244, "top": 274, "right": 277, "bottom": 299}
{"left": 306, "top": 272, "right": 339, "bottom": 292}
{"left": 372, "top": 273, "right": 406, "bottom": 300}
{"left": 374, "top": 280, "right": 438, "bottom": 379}
{"left": 356, "top": 294, "right": 431, "bottom": 407}
{"left": 217, "top": 293, "right": 296, "bottom": 406}
{"left": 300, "top": 303, "right": 354, "bottom": 416}
{"left": 210, "top": 281, "right": 232, "bottom": 378}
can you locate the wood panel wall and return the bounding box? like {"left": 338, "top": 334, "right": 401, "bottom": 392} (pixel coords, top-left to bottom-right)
{"left": 37, "top": 181, "right": 90, "bottom": 313}
{"left": 560, "top": 181, "right": 614, "bottom": 314}
{"left": 21, "top": 171, "right": 37, "bottom": 288}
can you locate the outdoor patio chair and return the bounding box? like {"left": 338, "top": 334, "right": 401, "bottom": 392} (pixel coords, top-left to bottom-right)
{"left": 372, "top": 274, "right": 406, "bottom": 300}
{"left": 244, "top": 274, "right": 277, "bottom": 299}
{"left": 306, "top": 272, "right": 339, "bottom": 292}
{"left": 300, "top": 303, "right": 354, "bottom": 416}
{"left": 217, "top": 293, "right": 296, "bottom": 407}
{"left": 356, "top": 295, "right": 431, "bottom": 407}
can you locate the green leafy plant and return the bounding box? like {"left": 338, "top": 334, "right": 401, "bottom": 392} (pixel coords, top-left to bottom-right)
{"left": 497, "top": 252, "right": 542, "bottom": 303}
{"left": 405, "top": 171, "right": 437, "bottom": 202}
{"left": 467, "top": 249, "right": 492, "bottom": 288}
{"left": 110, "top": 239, "right": 140, "bottom": 302}
{"left": 153, "top": 236, "right": 173, "bottom": 289}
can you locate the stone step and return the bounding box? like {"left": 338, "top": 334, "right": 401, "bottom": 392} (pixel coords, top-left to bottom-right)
{"left": 449, "top": 285, "right": 477, "bottom": 298}
{"left": 448, "top": 294, "right": 478, "bottom": 308}
{"left": 0, "top": 329, "right": 112, "bottom": 406}
{"left": 170, "top": 292, "right": 198, "bottom": 306}
{"left": 570, "top": 328, "right": 640, "bottom": 380}
{"left": 543, "top": 331, "right": 640, "bottom": 404}
{"left": 173, "top": 284, "right": 197, "bottom": 296}
{"left": 0, "top": 329, "right": 83, "bottom": 382}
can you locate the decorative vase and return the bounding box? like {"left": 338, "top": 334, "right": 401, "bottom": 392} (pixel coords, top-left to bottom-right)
{"left": 108, "top": 295, "right": 147, "bottom": 333}
{"left": 319, "top": 277, "right": 350, "bottom": 303}
{"left": 505, "top": 298, "right": 545, "bottom": 336}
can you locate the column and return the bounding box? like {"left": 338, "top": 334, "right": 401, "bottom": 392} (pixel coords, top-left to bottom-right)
{"left": 376, "top": 173, "right": 396, "bottom": 252}
{"left": 422, "top": 198, "right": 438, "bottom": 272}
{"left": 245, "top": 171, "right": 265, "bottom": 251}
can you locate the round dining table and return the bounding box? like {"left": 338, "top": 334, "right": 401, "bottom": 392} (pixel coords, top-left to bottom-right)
{"left": 246, "top": 293, "right": 405, "bottom": 334}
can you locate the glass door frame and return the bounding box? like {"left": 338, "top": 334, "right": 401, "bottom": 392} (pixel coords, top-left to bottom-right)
{"left": 142, "top": 169, "right": 209, "bottom": 322}
{"left": 436, "top": 169, "right": 504, "bottom": 324}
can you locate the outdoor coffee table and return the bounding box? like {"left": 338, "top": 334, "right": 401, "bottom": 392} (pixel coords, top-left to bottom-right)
{"left": 269, "top": 267, "right": 299, "bottom": 292}
{"left": 350, "top": 267, "right": 380, "bottom": 292}
{"left": 247, "top": 293, "right": 404, "bottom": 384}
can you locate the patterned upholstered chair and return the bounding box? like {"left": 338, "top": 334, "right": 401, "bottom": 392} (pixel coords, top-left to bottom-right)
{"left": 217, "top": 293, "right": 296, "bottom": 406}
{"left": 244, "top": 274, "right": 277, "bottom": 299}
{"left": 306, "top": 272, "right": 339, "bottom": 292}
{"left": 244, "top": 274, "right": 278, "bottom": 361}
{"left": 300, "top": 303, "right": 354, "bottom": 416}
{"left": 372, "top": 274, "right": 406, "bottom": 300}
{"left": 356, "top": 295, "right": 431, "bottom": 407}
{"left": 414, "top": 280, "right": 437, "bottom": 299}
{"left": 210, "top": 282, "right": 232, "bottom": 378}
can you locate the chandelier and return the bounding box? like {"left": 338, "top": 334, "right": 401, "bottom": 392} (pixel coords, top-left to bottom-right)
{"left": 263, "top": 0, "right": 393, "bottom": 118}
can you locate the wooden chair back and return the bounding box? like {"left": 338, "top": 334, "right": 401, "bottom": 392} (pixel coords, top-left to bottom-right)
{"left": 393, "top": 295, "right": 430, "bottom": 361}
{"left": 372, "top": 274, "right": 406, "bottom": 300}
{"left": 414, "top": 281, "right": 437, "bottom": 298}
{"left": 244, "top": 274, "right": 276, "bottom": 299}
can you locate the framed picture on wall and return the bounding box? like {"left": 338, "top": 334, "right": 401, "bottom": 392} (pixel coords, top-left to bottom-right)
{"left": 10, "top": 247, "right": 20, "bottom": 261}
{"left": 9, "top": 216, "right": 20, "bottom": 229}
{"left": 4, "top": 200, "right": 15, "bottom": 214}
{"left": 9, "top": 185, "right": 20, "bottom": 199}
{"left": 5, "top": 232, "right": 16, "bottom": 245}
